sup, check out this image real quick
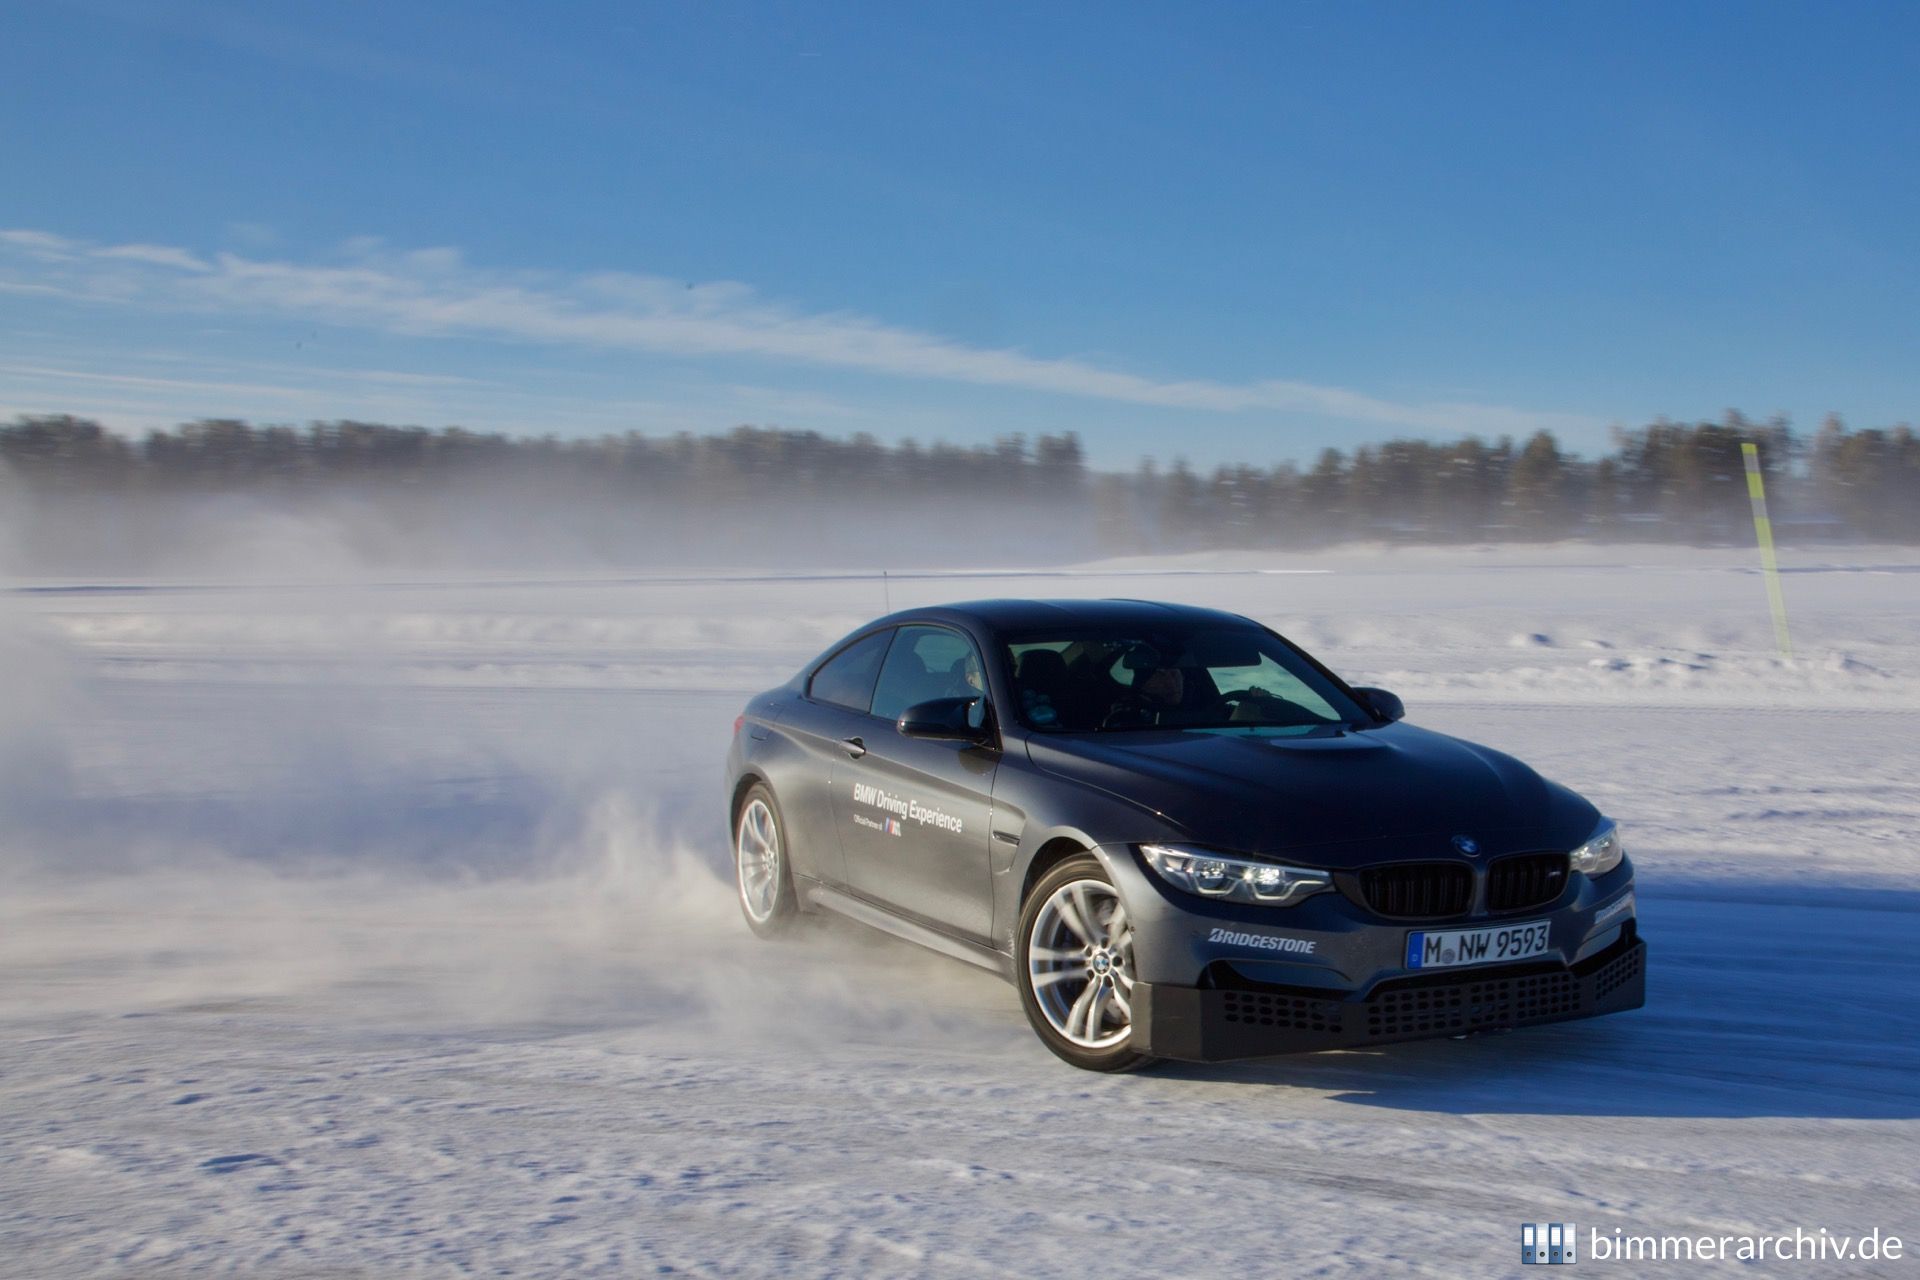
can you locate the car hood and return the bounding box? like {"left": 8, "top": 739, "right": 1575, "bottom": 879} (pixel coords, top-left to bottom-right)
{"left": 1025, "top": 722, "right": 1598, "bottom": 864}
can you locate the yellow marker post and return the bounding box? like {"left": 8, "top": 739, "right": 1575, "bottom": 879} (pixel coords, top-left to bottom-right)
{"left": 1741, "top": 442, "right": 1793, "bottom": 659}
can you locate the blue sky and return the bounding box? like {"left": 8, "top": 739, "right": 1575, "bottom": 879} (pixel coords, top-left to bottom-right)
{"left": 2, "top": 0, "right": 1916, "bottom": 468}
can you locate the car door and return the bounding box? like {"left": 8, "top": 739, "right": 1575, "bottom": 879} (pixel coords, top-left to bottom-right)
{"left": 776, "top": 627, "right": 895, "bottom": 890}
{"left": 830, "top": 624, "right": 998, "bottom": 941}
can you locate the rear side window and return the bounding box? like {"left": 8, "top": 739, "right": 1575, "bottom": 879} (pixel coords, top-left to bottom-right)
{"left": 808, "top": 629, "right": 893, "bottom": 711}
{"left": 870, "top": 626, "right": 985, "bottom": 722}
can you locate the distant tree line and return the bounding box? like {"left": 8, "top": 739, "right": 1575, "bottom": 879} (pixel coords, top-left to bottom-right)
{"left": 0, "top": 416, "right": 1089, "bottom": 503}
{"left": 2, "top": 411, "right": 1917, "bottom": 556}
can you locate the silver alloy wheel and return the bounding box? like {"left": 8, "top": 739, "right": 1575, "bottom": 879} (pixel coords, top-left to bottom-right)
{"left": 736, "top": 798, "right": 782, "bottom": 923}
{"left": 1026, "top": 877, "right": 1134, "bottom": 1049}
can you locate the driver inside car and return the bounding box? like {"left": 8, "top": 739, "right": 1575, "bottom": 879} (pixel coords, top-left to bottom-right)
{"left": 1103, "top": 653, "right": 1219, "bottom": 727}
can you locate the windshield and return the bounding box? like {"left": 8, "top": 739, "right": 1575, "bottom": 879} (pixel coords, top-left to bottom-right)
{"left": 1004, "top": 625, "right": 1371, "bottom": 734}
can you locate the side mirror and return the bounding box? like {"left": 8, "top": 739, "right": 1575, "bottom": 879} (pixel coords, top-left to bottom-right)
{"left": 898, "top": 696, "right": 992, "bottom": 743}
{"left": 1353, "top": 686, "right": 1405, "bottom": 723}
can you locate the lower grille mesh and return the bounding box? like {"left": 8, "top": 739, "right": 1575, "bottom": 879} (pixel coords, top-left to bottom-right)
{"left": 1366, "top": 971, "right": 1580, "bottom": 1038}
{"left": 1594, "top": 940, "right": 1644, "bottom": 998}
{"left": 1220, "top": 991, "right": 1343, "bottom": 1034}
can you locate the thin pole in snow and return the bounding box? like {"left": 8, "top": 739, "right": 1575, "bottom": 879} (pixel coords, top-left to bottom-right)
{"left": 1741, "top": 441, "right": 1793, "bottom": 660}
{"left": 882, "top": 569, "right": 892, "bottom": 614}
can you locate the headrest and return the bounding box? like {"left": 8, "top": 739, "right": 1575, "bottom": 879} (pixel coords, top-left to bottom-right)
{"left": 1017, "top": 649, "right": 1068, "bottom": 682}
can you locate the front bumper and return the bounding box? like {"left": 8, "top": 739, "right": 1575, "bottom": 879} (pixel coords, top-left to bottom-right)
{"left": 1131, "top": 924, "right": 1646, "bottom": 1062}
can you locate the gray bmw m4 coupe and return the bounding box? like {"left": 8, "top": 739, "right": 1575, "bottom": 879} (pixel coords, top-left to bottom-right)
{"left": 725, "top": 599, "right": 1644, "bottom": 1071}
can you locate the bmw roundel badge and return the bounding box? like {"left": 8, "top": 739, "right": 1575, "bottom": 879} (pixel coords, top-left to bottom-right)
{"left": 1452, "top": 835, "right": 1481, "bottom": 856}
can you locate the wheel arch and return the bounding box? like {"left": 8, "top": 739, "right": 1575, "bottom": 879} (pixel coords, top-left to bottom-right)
{"left": 1019, "top": 835, "right": 1102, "bottom": 908}
{"left": 729, "top": 768, "right": 772, "bottom": 827}
{"left": 1001, "top": 797, "right": 1181, "bottom": 947}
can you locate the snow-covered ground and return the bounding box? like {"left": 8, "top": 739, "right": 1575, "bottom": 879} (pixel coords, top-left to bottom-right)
{"left": 3, "top": 543, "right": 1918, "bottom": 1277}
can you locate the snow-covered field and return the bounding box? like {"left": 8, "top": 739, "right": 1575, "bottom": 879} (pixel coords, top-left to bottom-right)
{"left": 3, "top": 543, "right": 1918, "bottom": 1277}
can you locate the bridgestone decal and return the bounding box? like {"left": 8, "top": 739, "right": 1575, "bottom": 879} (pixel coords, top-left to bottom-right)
{"left": 1208, "top": 927, "right": 1316, "bottom": 954}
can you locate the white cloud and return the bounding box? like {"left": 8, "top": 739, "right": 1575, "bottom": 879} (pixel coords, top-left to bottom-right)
{"left": 0, "top": 361, "right": 481, "bottom": 401}
{"left": 1, "top": 363, "right": 319, "bottom": 401}
{"left": 91, "top": 244, "right": 212, "bottom": 272}
{"left": 0, "top": 230, "right": 80, "bottom": 258}
{"left": 0, "top": 228, "right": 1599, "bottom": 438}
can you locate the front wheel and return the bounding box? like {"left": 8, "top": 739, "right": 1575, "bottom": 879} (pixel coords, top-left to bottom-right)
{"left": 1016, "top": 854, "right": 1153, "bottom": 1072}
{"left": 735, "top": 784, "right": 798, "bottom": 937}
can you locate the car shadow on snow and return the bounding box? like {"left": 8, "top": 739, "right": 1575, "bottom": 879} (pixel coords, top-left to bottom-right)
{"left": 1153, "top": 881, "right": 1920, "bottom": 1120}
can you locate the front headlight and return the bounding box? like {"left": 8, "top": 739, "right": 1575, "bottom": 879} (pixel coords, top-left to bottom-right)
{"left": 1569, "top": 819, "right": 1624, "bottom": 876}
{"left": 1139, "top": 844, "right": 1332, "bottom": 906}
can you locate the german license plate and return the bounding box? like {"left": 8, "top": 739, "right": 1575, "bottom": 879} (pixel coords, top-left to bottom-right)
{"left": 1405, "top": 919, "right": 1551, "bottom": 970}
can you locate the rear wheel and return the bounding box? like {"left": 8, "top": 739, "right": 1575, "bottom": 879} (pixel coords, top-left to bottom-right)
{"left": 735, "top": 784, "right": 798, "bottom": 937}
{"left": 1016, "top": 854, "right": 1153, "bottom": 1071}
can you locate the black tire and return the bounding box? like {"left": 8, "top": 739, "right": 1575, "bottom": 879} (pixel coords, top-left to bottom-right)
{"left": 734, "top": 782, "right": 799, "bottom": 938}
{"left": 1016, "top": 854, "right": 1155, "bottom": 1072}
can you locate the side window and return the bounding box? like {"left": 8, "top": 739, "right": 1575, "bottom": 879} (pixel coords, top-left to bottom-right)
{"left": 1008, "top": 640, "right": 1074, "bottom": 728}
{"left": 870, "top": 626, "right": 985, "bottom": 722}
{"left": 808, "top": 629, "right": 893, "bottom": 712}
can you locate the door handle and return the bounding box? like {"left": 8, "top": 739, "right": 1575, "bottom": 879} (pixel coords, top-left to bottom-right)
{"left": 841, "top": 736, "right": 867, "bottom": 758}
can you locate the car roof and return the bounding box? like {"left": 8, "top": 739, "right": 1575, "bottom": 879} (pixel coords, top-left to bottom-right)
{"left": 882, "top": 598, "right": 1256, "bottom": 634}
